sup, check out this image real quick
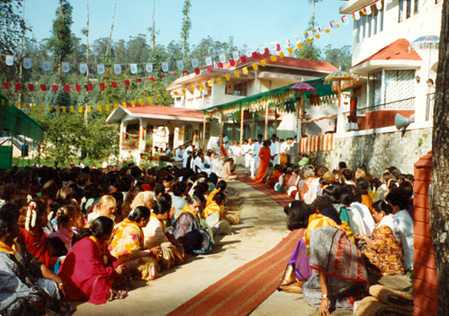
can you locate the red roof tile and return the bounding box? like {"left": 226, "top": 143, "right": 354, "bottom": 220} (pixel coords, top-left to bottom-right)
{"left": 124, "top": 104, "right": 204, "bottom": 119}
{"left": 352, "top": 38, "right": 422, "bottom": 68}
{"left": 223, "top": 54, "right": 339, "bottom": 72}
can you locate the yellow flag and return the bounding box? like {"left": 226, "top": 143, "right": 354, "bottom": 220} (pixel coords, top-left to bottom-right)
{"left": 78, "top": 106, "right": 83, "bottom": 113}
{"left": 106, "top": 104, "right": 110, "bottom": 111}
{"left": 315, "top": 34, "right": 320, "bottom": 39}
{"left": 114, "top": 104, "right": 119, "bottom": 109}
{"left": 207, "top": 80, "right": 213, "bottom": 87}
{"left": 157, "top": 95, "right": 162, "bottom": 100}
{"left": 39, "top": 105, "right": 44, "bottom": 111}
{"left": 306, "top": 38, "right": 313, "bottom": 44}
{"left": 9, "top": 100, "right": 13, "bottom": 106}
{"left": 22, "top": 103, "right": 26, "bottom": 109}
{"left": 174, "top": 91, "right": 179, "bottom": 95}
{"left": 164, "top": 93, "right": 170, "bottom": 98}
{"left": 98, "top": 105, "right": 103, "bottom": 112}
{"left": 252, "top": 64, "right": 259, "bottom": 71}
{"left": 16, "top": 102, "right": 20, "bottom": 108}
{"left": 261, "top": 60, "right": 267, "bottom": 67}
{"left": 70, "top": 106, "right": 75, "bottom": 113}
{"left": 225, "top": 74, "right": 231, "bottom": 81}
{"left": 242, "top": 67, "right": 248, "bottom": 75}
{"left": 139, "top": 99, "right": 144, "bottom": 105}
{"left": 62, "top": 106, "right": 66, "bottom": 113}
{"left": 190, "top": 86, "right": 195, "bottom": 92}
{"left": 270, "top": 55, "right": 277, "bottom": 62}
{"left": 199, "top": 83, "right": 205, "bottom": 90}
{"left": 47, "top": 106, "right": 51, "bottom": 112}
{"left": 181, "top": 88, "right": 187, "bottom": 94}
{"left": 279, "top": 52, "right": 285, "bottom": 58}
{"left": 87, "top": 106, "right": 91, "bottom": 113}
{"left": 131, "top": 100, "right": 136, "bottom": 107}
{"left": 234, "top": 70, "right": 240, "bottom": 78}
{"left": 297, "top": 43, "right": 303, "bottom": 50}
{"left": 287, "top": 47, "right": 294, "bottom": 55}
{"left": 31, "top": 104, "right": 35, "bottom": 110}
{"left": 147, "top": 98, "right": 153, "bottom": 103}
{"left": 1, "top": 99, "right": 4, "bottom": 105}
{"left": 55, "top": 106, "right": 59, "bottom": 112}
{"left": 217, "top": 77, "right": 222, "bottom": 85}
{"left": 122, "top": 102, "right": 127, "bottom": 108}
{"left": 325, "top": 29, "right": 330, "bottom": 33}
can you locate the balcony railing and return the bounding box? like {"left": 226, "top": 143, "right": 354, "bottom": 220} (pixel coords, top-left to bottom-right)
{"left": 344, "top": 97, "right": 415, "bottom": 131}
{"left": 299, "top": 133, "right": 335, "bottom": 153}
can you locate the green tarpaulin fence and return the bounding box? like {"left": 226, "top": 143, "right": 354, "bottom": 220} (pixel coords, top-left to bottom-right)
{"left": 0, "top": 94, "right": 45, "bottom": 142}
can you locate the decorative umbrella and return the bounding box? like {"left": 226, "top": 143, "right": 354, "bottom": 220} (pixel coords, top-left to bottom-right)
{"left": 410, "top": 35, "right": 439, "bottom": 50}
{"left": 324, "top": 71, "right": 355, "bottom": 107}
{"left": 290, "top": 82, "right": 315, "bottom": 139}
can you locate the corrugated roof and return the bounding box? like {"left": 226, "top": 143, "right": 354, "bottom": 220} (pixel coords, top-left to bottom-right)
{"left": 352, "top": 38, "right": 422, "bottom": 69}
{"left": 124, "top": 104, "right": 204, "bottom": 119}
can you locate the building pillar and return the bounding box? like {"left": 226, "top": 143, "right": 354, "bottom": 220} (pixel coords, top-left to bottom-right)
{"left": 202, "top": 115, "right": 207, "bottom": 152}
{"left": 264, "top": 101, "right": 269, "bottom": 139}
{"left": 240, "top": 107, "right": 244, "bottom": 146}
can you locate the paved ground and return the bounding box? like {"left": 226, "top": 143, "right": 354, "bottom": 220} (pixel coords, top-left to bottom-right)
{"left": 73, "top": 179, "right": 319, "bottom": 316}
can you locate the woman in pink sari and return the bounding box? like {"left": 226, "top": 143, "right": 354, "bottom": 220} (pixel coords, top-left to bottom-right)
{"left": 59, "top": 217, "right": 130, "bottom": 304}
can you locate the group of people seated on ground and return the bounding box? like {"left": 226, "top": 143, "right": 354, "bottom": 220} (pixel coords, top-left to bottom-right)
{"left": 273, "top": 160, "right": 415, "bottom": 315}
{"left": 0, "top": 163, "right": 235, "bottom": 315}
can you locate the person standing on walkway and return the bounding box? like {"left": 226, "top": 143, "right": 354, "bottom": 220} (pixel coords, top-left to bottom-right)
{"left": 252, "top": 134, "right": 264, "bottom": 178}
{"left": 252, "top": 140, "right": 271, "bottom": 184}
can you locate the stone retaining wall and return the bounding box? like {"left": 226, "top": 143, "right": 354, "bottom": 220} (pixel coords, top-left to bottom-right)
{"left": 309, "top": 128, "right": 432, "bottom": 177}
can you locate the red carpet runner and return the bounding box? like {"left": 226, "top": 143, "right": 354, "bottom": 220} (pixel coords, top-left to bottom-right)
{"left": 167, "top": 177, "right": 302, "bottom": 316}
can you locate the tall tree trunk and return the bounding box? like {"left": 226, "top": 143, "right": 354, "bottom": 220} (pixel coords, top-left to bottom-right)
{"left": 431, "top": 1, "right": 449, "bottom": 315}
{"left": 152, "top": 0, "right": 156, "bottom": 48}
{"left": 105, "top": 0, "right": 117, "bottom": 60}
{"left": 18, "top": 0, "right": 26, "bottom": 108}
{"left": 84, "top": 0, "right": 90, "bottom": 126}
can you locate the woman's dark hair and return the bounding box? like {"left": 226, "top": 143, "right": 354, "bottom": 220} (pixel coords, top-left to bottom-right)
{"left": 372, "top": 200, "right": 393, "bottom": 215}
{"left": 128, "top": 206, "right": 151, "bottom": 222}
{"left": 0, "top": 183, "right": 16, "bottom": 201}
{"left": 173, "top": 181, "right": 187, "bottom": 197}
{"left": 399, "top": 181, "right": 414, "bottom": 199}
{"left": 78, "top": 216, "right": 114, "bottom": 240}
{"left": 283, "top": 200, "right": 315, "bottom": 231}
{"left": 216, "top": 180, "right": 227, "bottom": 191}
{"left": 189, "top": 194, "right": 205, "bottom": 207}
{"left": 213, "top": 192, "right": 226, "bottom": 205}
{"left": 322, "top": 183, "right": 343, "bottom": 204}
{"left": 154, "top": 183, "right": 165, "bottom": 196}
{"left": 311, "top": 196, "right": 334, "bottom": 213}
{"left": 163, "top": 175, "right": 174, "bottom": 183}
{"left": 159, "top": 193, "right": 172, "bottom": 206}
{"left": 342, "top": 168, "right": 354, "bottom": 181}
{"left": 370, "top": 178, "right": 382, "bottom": 191}
{"left": 153, "top": 200, "right": 171, "bottom": 215}
{"left": 194, "top": 182, "right": 210, "bottom": 196}
{"left": 356, "top": 177, "right": 369, "bottom": 194}
{"left": 338, "top": 161, "right": 347, "bottom": 169}
{"left": 340, "top": 185, "right": 356, "bottom": 206}
{"left": 385, "top": 188, "right": 410, "bottom": 210}
{"left": 0, "top": 203, "right": 20, "bottom": 237}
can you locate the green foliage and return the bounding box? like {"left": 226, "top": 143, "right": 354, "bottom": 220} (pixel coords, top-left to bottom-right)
{"left": 296, "top": 18, "right": 321, "bottom": 61}
{"left": 180, "top": 0, "right": 192, "bottom": 58}
{"left": 322, "top": 45, "right": 351, "bottom": 71}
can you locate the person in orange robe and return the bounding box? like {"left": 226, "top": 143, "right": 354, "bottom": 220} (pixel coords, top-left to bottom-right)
{"left": 252, "top": 140, "right": 271, "bottom": 183}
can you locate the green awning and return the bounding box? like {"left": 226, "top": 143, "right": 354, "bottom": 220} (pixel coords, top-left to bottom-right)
{"left": 203, "top": 77, "right": 343, "bottom": 114}
{"left": 0, "top": 94, "right": 45, "bottom": 142}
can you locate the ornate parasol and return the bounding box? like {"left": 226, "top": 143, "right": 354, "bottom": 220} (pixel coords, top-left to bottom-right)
{"left": 324, "top": 71, "right": 355, "bottom": 107}
{"left": 290, "top": 82, "right": 315, "bottom": 138}
{"left": 410, "top": 35, "right": 439, "bottom": 50}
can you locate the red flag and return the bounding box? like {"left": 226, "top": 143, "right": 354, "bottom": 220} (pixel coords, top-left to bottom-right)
{"left": 252, "top": 52, "right": 259, "bottom": 59}
{"left": 52, "top": 84, "right": 58, "bottom": 92}
{"left": 159, "top": 74, "right": 165, "bottom": 78}
{"left": 264, "top": 47, "right": 270, "bottom": 55}
{"left": 111, "top": 81, "right": 118, "bottom": 88}
{"left": 124, "top": 79, "right": 130, "bottom": 87}
{"left": 217, "top": 62, "right": 223, "bottom": 69}
{"left": 171, "top": 71, "right": 177, "bottom": 75}
{"left": 15, "top": 83, "right": 22, "bottom": 91}
{"left": 64, "top": 84, "right": 70, "bottom": 92}
{"left": 183, "top": 70, "right": 189, "bottom": 75}
{"left": 148, "top": 76, "right": 155, "bottom": 82}
{"left": 240, "top": 55, "right": 247, "bottom": 63}
{"left": 206, "top": 65, "right": 212, "bottom": 72}
{"left": 99, "top": 82, "right": 105, "bottom": 91}
{"left": 136, "top": 78, "right": 142, "bottom": 83}
{"left": 75, "top": 84, "right": 81, "bottom": 92}
{"left": 229, "top": 59, "right": 235, "bottom": 66}
{"left": 40, "top": 84, "right": 47, "bottom": 92}
{"left": 28, "top": 84, "right": 34, "bottom": 92}
{"left": 86, "top": 83, "right": 93, "bottom": 91}
{"left": 276, "top": 43, "right": 281, "bottom": 51}
{"left": 194, "top": 68, "right": 200, "bottom": 75}
{"left": 2, "top": 82, "right": 9, "bottom": 89}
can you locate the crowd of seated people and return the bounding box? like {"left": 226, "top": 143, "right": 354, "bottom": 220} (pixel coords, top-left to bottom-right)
{"left": 0, "top": 163, "right": 235, "bottom": 314}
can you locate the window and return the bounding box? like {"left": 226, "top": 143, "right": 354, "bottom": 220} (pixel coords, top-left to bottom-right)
{"left": 368, "top": 71, "right": 383, "bottom": 107}
{"left": 399, "top": 0, "right": 404, "bottom": 22}
{"left": 225, "top": 82, "right": 248, "bottom": 96}
{"left": 384, "top": 70, "right": 415, "bottom": 104}
{"left": 414, "top": 0, "right": 419, "bottom": 14}
{"left": 406, "top": 0, "right": 412, "bottom": 18}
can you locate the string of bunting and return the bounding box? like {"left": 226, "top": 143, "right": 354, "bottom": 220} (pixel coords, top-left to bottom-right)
{"left": 2, "top": 2, "right": 383, "bottom": 114}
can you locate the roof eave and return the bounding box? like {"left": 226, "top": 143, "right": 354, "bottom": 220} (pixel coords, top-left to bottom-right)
{"left": 351, "top": 60, "right": 423, "bottom": 75}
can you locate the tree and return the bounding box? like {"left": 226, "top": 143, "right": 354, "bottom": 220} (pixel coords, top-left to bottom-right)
{"left": 180, "top": 0, "right": 192, "bottom": 59}
{"left": 46, "top": 0, "right": 74, "bottom": 108}
{"left": 323, "top": 45, "right": 351, "bottom": 71}
{"left": 297, "top": 17, "right": 321, "bottom": 61}
{"left": 431, "top": 1, "right": 449, "bottom": 314}
{"left": 307, "top": 0, "right": 323, "bottom": 33}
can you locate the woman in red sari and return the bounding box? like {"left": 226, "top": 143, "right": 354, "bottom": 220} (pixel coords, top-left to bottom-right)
{"left": 252, "top": 140, "right": 271, "bottom": 183}
{"left": 59, "top": 216, "right": 130, "bottom": 304}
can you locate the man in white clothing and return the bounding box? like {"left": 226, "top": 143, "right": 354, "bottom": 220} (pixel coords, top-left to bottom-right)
{"left": 385, "top": 188, "right": 414, "bottom": 271}
{"left": 270, "top": 134, "right": 280, "bottom": 165}
{"left": 174, "top": 146, "right": 184, "bottom": 162}
{"left": 252, "top": 134, "right": 264, "bottom": 178}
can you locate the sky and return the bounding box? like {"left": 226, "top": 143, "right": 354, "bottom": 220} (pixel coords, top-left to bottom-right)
{"left": 24, "top": 0, "right": 353, "bottom": 54}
